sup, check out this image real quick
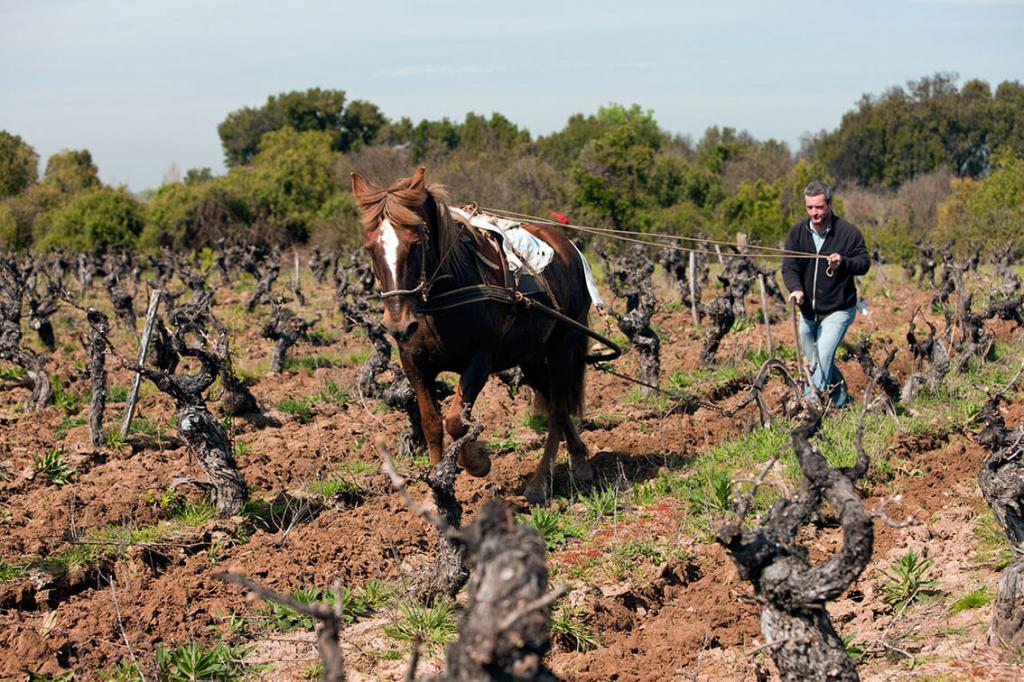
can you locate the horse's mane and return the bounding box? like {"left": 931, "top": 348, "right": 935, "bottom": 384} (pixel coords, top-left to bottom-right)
{"left": 355, "top": 174, "right": 471, "bottom": 282}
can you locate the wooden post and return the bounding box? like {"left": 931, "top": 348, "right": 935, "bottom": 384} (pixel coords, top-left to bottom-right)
{"left": 714, "top": 244, "right": 724, "bottom": 266}
{"left": 293, "top": 248, "right": 300, "bottom": 291}
{"left": 758, "top": 274, "right": 773, "bottom": 358}
{"left": 120, "top": 290, "right": 161, "bottom": 438}
{"left": 688, "top": 251, "right": 699, "bottom": 325}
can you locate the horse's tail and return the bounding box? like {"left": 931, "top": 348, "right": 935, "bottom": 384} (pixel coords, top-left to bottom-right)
{"left": 531, "top": 312, "right": 588, "bottom": 420}
{"left": 566, "top": 313, "right": 588, "bottom": 419}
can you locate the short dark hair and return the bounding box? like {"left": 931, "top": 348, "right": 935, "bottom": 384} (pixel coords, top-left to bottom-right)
{"left": 804, "top": 181, "right": 833, "bottom": 204}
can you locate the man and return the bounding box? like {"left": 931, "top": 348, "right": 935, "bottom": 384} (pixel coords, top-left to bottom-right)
{"left": 781, "top": 181, "right": 869, "bottom": 407}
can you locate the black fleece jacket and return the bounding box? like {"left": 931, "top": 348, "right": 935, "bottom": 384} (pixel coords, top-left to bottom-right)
{"left": 781, "top": 215, "right": 869, "bottom": 319}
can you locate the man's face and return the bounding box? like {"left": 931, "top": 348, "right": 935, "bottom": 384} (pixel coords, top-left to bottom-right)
{"left": 805, "top": 194, "right": 831, "bottom": 230}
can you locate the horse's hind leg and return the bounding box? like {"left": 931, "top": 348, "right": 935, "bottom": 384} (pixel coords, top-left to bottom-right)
{"left": 524, "top": 417, "right": 564, "bottom": 504}
{"left": 563, "top": 417, "right": 595, "bottom": 486}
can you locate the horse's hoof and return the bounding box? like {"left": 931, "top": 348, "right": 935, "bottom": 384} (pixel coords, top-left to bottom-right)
{"left": 523, "top": 481, "right": 550, "bottom": 505}
{"left": 458, "top": 442, "right": 492, "bottom": 478}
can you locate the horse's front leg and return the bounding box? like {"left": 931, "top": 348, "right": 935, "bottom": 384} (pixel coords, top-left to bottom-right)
{"left": 444, "top": 354, "right": 493, "bottom": 477}
{"left": 400, "top": 355, "right": 445, "bottom": 467}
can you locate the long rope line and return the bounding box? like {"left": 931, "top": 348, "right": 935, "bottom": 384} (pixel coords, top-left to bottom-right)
{"left": 479, "top": 206, "right": 825, "bottom": 261}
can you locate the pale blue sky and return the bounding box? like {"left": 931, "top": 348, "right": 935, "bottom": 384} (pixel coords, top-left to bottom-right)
{"left": 1, "top": 0, "right": 1021, "bottom": 191}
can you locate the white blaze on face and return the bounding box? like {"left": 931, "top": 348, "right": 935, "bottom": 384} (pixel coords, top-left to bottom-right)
{"left": 379, "top": 218, "right": 400, "bottom": 285}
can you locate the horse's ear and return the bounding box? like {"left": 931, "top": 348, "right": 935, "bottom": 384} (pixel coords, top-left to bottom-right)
{"left": 409, "top": 166, "right": 426, "bottom": 191}
{"left": 351, "top": 172, "right": 368, "bottom": 197}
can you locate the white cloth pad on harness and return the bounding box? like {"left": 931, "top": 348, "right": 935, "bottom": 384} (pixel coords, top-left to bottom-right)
{"left": 448, "top": 207, "right": 604, "bottom": 309}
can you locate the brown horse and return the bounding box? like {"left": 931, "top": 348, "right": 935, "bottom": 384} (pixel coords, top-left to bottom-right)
{"left": 351, "top": 167, "right": 596, "bottom": 501}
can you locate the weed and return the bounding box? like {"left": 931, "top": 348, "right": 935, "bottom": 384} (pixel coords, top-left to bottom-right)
{"left": 337, "top": 460, "right": 375, "bottom": 475}
{"left": 579, "top": 486, "right": 620, "bottom": 520}
{"left": 100, "top": 659, "right": 143, "bottom": 681}
{"left": 316, "top": 379, "right": 351, "bottom": 406}
{"left": 174, "top": 498, "right": 217, "bottom": 526}
{"left": 357, "top": 580, "right": 394, "bottom": 612}
{"left": 304, "top": 329, "right": 336, "bottom": 346}
{"left": 54, "top": 416, "right": 87, "bottom": 440}
{"left": 687, "top": 469, "right": 735, "bottom": 515}
{"left": 0, "top": 559, "right": 25, "bottom": 582}
{"left": 277, "top": 398, "right": 313, "bottom": 423}
{"left": 284, "top": 354, "right": 340, "bottom": 371}
{"left": 972, "top": 510, "right": 1013, "bottom": 570}
{"left": 307, "top": 477, "right": 363, "bottom": 499}
{"left": 550, "top": 603, "right": 599, "bottom": 652}
{"left": 879, "top": 550, "right": 939, "bottom": 610}
{"left": 948, "top": 587, "right": 993, "bottom": 615}
{"left": 383, "top": 597, "right": 458, "bottom": 653}
{"left": 50, "top": 374, "right": 84, "bottom": 412}
{"left": 521, "top": 506, "right": 579, "bottom": 550}
{"left": 488, "top": 438, "right": 519, "bottom": 455}
{"left": 155, "top": 640, "right": 254, "bottom": 681}
{"left": 841, "top": 633, "right": 865, "bottom": 660}
{"left": 732, "top": 315, "right": 752, "bottom": 333}
{"left": 108, "top": 385, "right": 129, "bottom": 402}
{"left": 521, "top": 413, "right": 548, "bottom": 434}
{"left": 302, "top": 662, "right": 324, "bottom": 679}
{"left": 33, "top": 449, "right": 76, "bottom": 487}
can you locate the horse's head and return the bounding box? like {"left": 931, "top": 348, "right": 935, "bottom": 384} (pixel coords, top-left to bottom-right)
{"left": 351, "top": 167, "right": 434, "bottom": 342}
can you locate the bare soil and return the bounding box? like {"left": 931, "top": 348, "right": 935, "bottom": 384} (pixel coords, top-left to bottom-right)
{"left": 1, "top": 266, "right": 1020, "bottom": 680}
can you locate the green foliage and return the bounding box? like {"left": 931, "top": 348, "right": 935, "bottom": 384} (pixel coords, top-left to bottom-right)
{"left": 550, "top": 603, "right": 599, "bottom": 652}
{"left": 35, "top": 186, "right": 144, "bottom": 253}
{"left": 0, "top": 558, "right": 25, "bottom": 582}
{"left": 879, "top": 550, "right": 939, "bottom": 609}
{"left": 218, "top": 87, "right": 384, "bottom": 167}
{"left": 579, "top": 486, "right": 621, "bottom": 520}
{"left": 42, "top": 148, "right": 100, "bottom": 194}
{"left": 522, "top": 413, "right": 548, "bottom": 434}
{"left": 937, "top": 155, "right": 1024, "bottom": 253}
{"left": 972, "top": 510, "right": 1013, "bottom": 570}
{"left": 276, "top": 398, "right": 313, "bottom": 423}
{"left": 222, "top": 127, "right": 343, "bottom": 241}
{"left": 571, "top": 104, "right": 666, "bottom": 230}
{"left": 816, "top": 74, "right": 1024, "bottom": 188}
{"left": 948, "top": 587, "right": 993, "bottom": 615}
{"left": 521, "top": 505, "right": 579, "bottom": 550}
{"left": 155, "top": 640, "right": 253, "bottom": 681}
{"left": 717, "top": 179, "right": 789, "bottom": 244}
{"left": 306, "top": 477, "right": 363, "bottom": 499}
{"left": 383, "top": 597, "right": 458, "bottom": 653}
{"left": 100, "top": 659, "right": 143, "bottom": 681}
{"left": 174, "top": 498, "right": 217, "bottom": 526}
{"left": 33, "top": 449, "right": 75, "bottom": 487}
{"left": 142, "top": 182, "right": 252, "bottom": 250}
{"left": 0, "top": 130, "right": 39, "bottom": 198}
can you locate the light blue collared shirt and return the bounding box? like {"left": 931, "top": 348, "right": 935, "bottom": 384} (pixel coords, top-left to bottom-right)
{"left": 807, "top": 221, "right": 831, "bottom": 253}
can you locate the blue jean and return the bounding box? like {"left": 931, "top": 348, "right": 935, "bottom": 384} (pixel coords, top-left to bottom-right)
{"left": 798, "top": 307, "right": 856, "bottom": 407}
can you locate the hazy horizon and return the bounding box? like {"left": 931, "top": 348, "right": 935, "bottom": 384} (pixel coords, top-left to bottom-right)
{"left": 2, "top": 0, "right": 1022, "bottom": 192}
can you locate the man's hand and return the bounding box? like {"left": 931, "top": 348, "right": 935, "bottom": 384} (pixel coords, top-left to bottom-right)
{"left": 788, "top": 290, "right": 804, "bottom": 305}
{"left": 827, "top": 253, "right": 842, "bottom": 269}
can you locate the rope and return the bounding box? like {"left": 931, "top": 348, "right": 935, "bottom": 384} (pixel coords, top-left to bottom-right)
{"left": 592, "top": 362, "right": 725, "bottom": 414}
{"left": 480, "top": 206, "right": 826, "bottom": 261}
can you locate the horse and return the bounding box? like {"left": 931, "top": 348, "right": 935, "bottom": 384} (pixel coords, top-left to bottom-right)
{"left": 351, "top": 167, "right": 597, "bottom": 502}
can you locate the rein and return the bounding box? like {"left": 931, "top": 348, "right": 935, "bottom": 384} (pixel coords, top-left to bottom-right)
{"left": 377, "top": 214, "right": 622, "bottom": 364}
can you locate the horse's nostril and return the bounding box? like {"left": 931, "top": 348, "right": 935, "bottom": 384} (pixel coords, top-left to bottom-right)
{"left": 405, "top": 320, "right": 419, "bottom": 338}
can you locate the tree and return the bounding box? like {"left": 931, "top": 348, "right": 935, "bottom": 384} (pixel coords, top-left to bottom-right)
{"left": 0, "top": 131, "right": 39, "bottom": 198}
{"left": 34, "top": 186, "right": 144, "bottom": 253}
{"left": 217, "top": 88, "right": 388, "bottom": 167}
{"left": 936, "top": 154, "right": 1024, "bottom": 253}
{"left": 43, "top": 149, "right": 100, "bottom": 194}
{"left": 571, "top": 103, "right": 666, "bottom": 229}
{"left": 223, "top": 128, "right": 342, "bottom": 241}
